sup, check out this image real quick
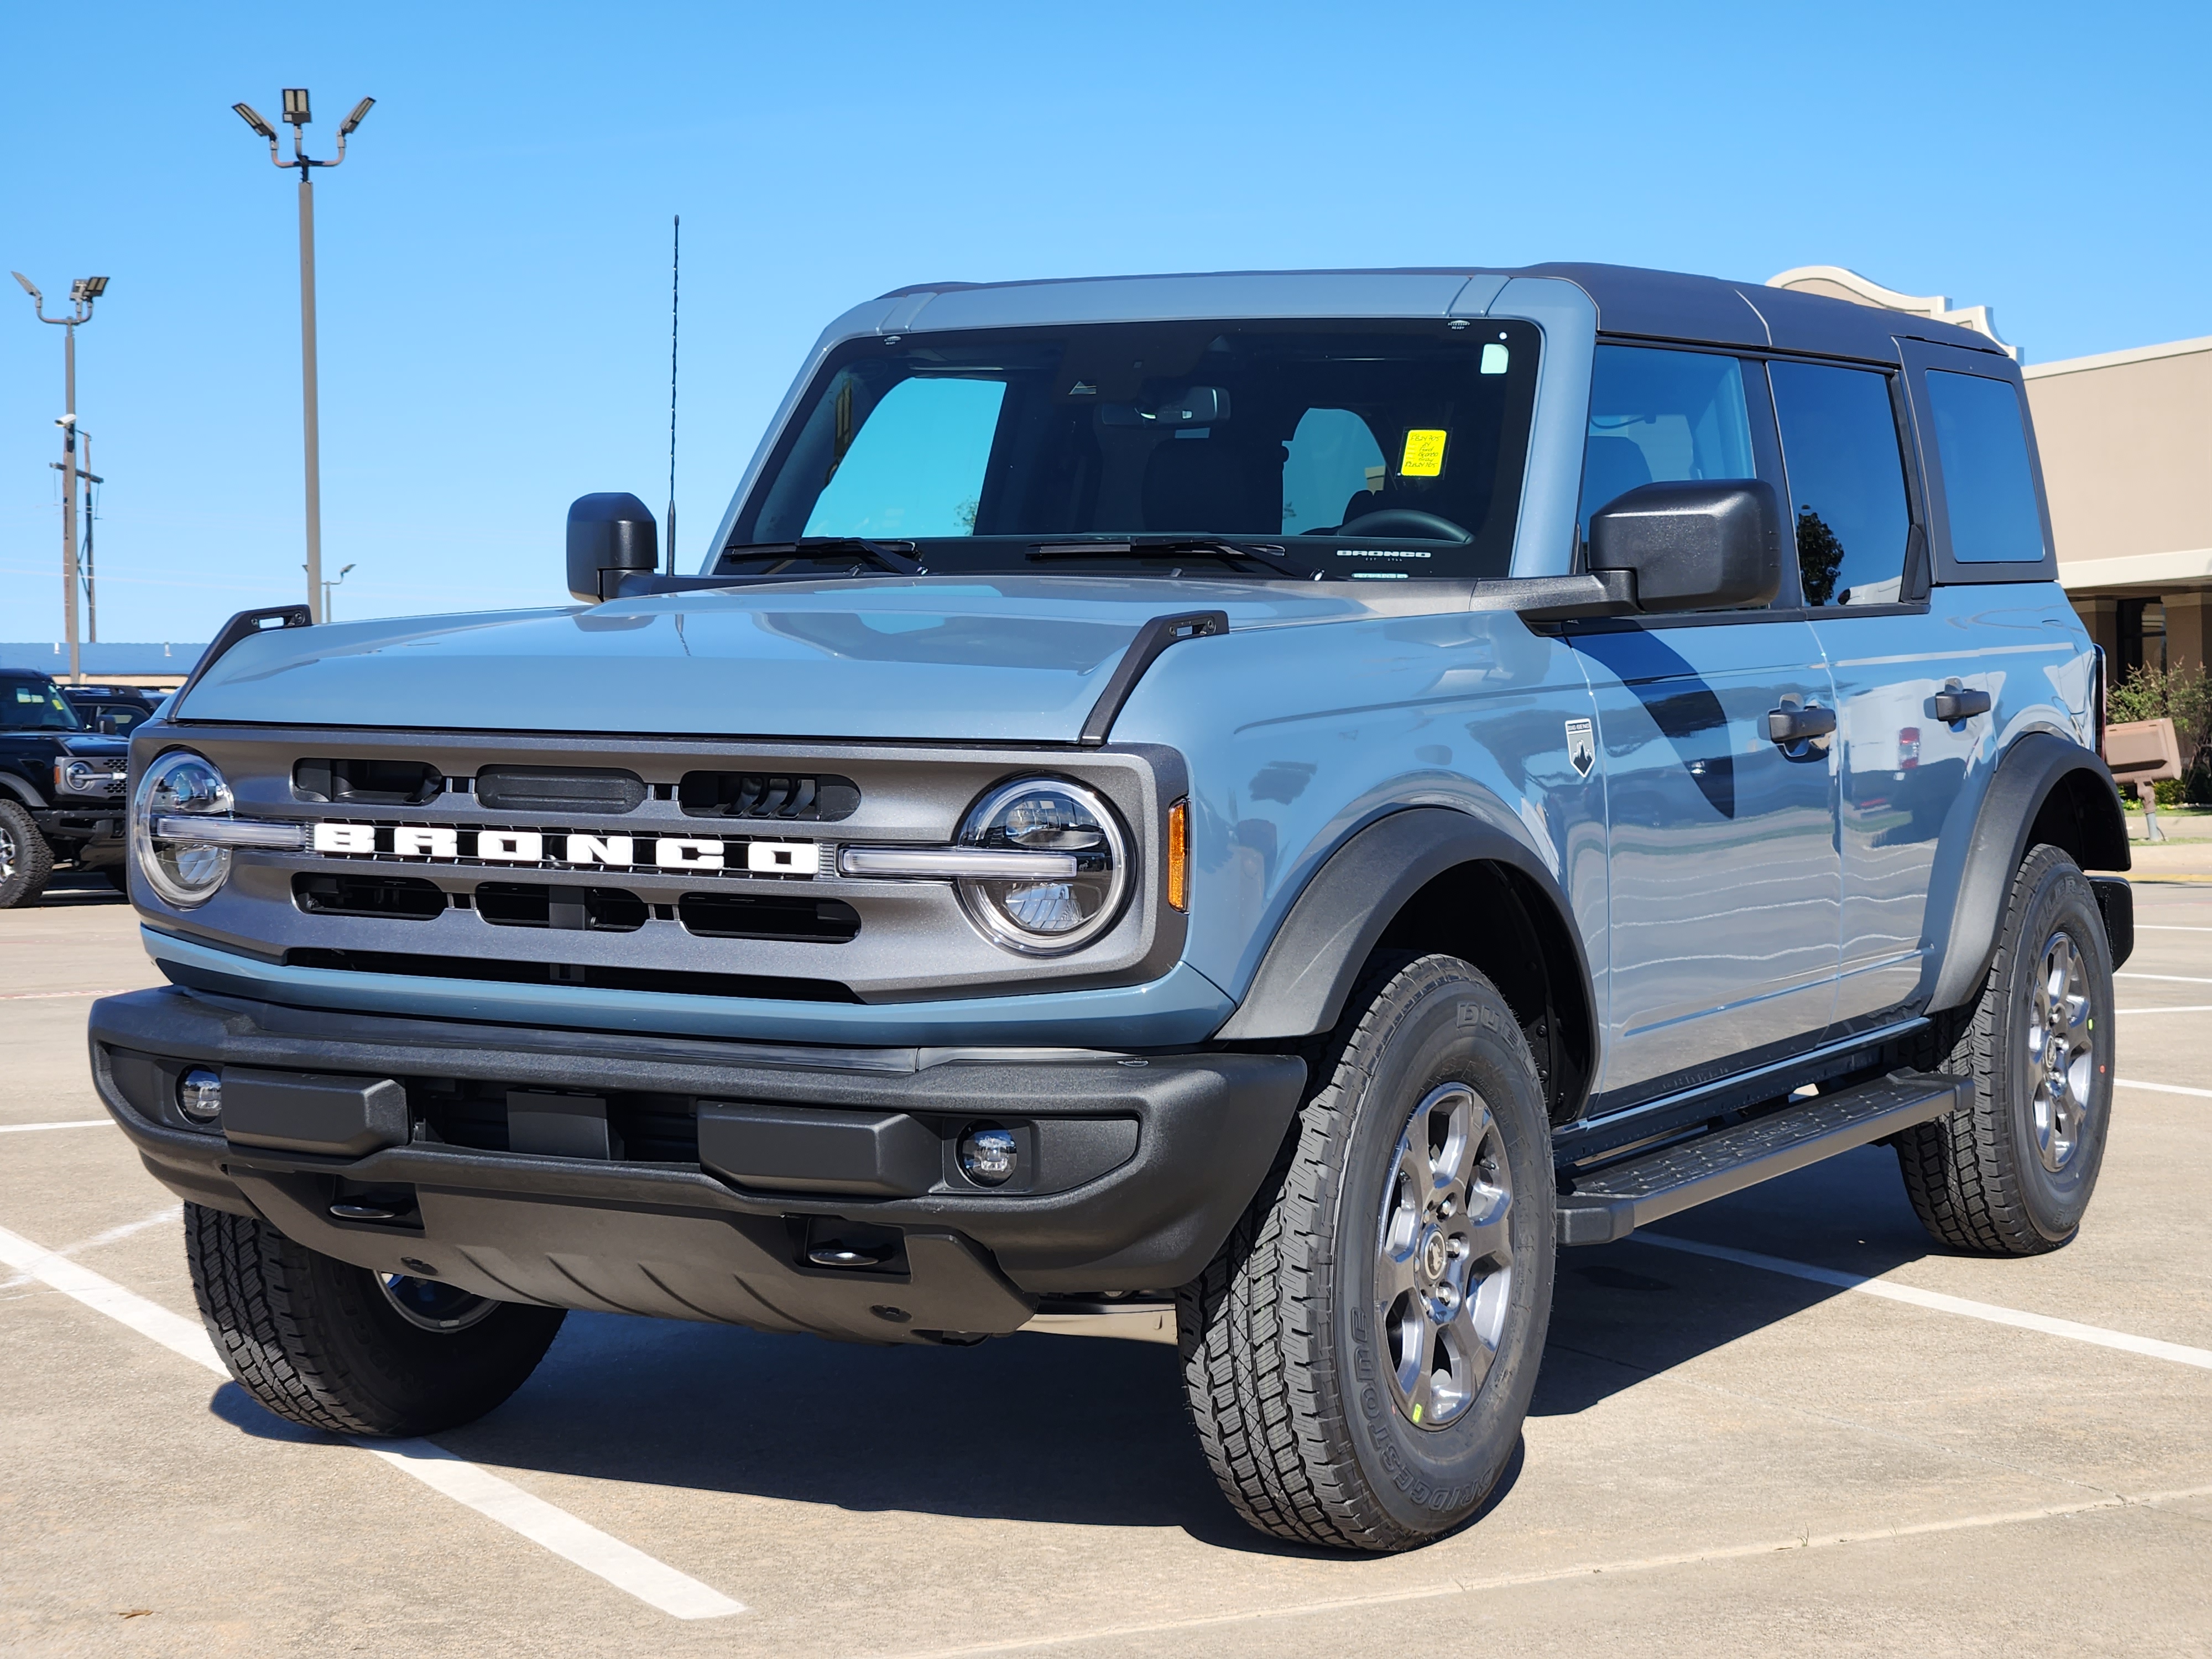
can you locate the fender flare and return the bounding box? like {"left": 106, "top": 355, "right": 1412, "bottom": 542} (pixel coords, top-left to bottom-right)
{"left": 1212, "top": 806, "right": 1596, "bottom": 1058}
{"left": 0, "top": 771, "right": 46, "bottom": 810}
{"left": 1926, "top": 731, "right": 2130, "bottom": 1012}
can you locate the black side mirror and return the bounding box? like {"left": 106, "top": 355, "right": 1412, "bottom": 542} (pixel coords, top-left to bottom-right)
{"left": 1587, "top": 479, "right": 1781, "bottom": 613}
{"left": 566, "top": 493, "right": 659, "bottom": 603}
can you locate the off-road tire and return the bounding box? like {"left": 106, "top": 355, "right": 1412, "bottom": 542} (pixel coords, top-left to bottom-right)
{"left": 1177, "top": 953, "right": 1556, "bottom": 1552}
{"left": 0, "top": 799, "right": 54, "bottom": 909}
{"left": 185, "top": 1203, "right": 566, "bottom": 1436}
{"left": 1893, "top": 844, "right": 2115, "bottom": 1255}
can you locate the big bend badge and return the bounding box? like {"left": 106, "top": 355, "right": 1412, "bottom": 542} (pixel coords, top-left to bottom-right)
{"left": 1565, "top": 717, "right": 1596, "bottom": 779}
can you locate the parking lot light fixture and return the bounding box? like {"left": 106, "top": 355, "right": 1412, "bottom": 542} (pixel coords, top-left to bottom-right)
{"left": 235, "top": 85, "right": 374, "bottom": 624}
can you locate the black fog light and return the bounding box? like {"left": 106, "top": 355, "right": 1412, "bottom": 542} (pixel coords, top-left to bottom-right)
{"left": 177, "top": 1067, "right": 222, "bottom": 1124}
{"left": 958, "top": 1123, "right": 1018, "bottom": 1187}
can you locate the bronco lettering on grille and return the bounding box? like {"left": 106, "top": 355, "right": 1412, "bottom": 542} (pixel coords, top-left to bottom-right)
{"left": 309, "top": 822, "right": 821, "bottom": 876}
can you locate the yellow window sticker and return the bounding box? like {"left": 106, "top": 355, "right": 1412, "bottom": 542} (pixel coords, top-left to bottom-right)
{"left": 1400, "top": 429, "right": 1447, "bottom": 478}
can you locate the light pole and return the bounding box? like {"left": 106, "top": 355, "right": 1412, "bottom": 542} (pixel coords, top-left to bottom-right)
{"left": 11, "top": 271, "right": 106, "bottom": 684}
{"left": 234, "top": 88, "right": 373, "bottom": 624}
{"left": 323, "top": 562, "right": 356, "bottom": 622}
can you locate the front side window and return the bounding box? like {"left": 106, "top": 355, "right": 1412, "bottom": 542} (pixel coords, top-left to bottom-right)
{"left": 1578, "top": 345, "right": 1756, "bottom": 538}
{"left": 1769, "top": 362, "right": 1912, "bottom": 606}
{"left": 0, "top": 679, "right": 82, "bottom": 731}
{"left": 731, "top": 320, "right": 1541, "bottom": 581}
{"left": 1925, "top": 370, "right": 2046, "bottom": 564}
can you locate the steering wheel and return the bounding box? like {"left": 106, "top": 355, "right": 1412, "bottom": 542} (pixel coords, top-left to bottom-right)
{"left": 1342, "top": 508, "right": 1472, "bottom": 543}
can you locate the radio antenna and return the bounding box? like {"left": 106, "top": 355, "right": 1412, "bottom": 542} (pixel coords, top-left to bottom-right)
{"left": 665, "top": 213, "right": 680, "bottom": 575}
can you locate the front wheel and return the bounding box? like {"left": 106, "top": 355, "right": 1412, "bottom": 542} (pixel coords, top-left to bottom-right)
{"left": 1178, "top": 953, "right": 1555, "bottom": 1552}
{"left": 185, "top": 1203, "right": 566, "bottom": 1436}
{"left": 0, "top": 800, "right": 54, "bottom": 909}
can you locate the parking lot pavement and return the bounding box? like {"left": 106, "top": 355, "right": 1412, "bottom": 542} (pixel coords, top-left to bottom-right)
{"left": 4, "top": 879, "right": 2209, "bottom": 1656}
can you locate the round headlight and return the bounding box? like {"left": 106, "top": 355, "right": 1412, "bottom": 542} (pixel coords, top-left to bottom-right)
{"left": 954, "top": 778, "right": 1129, "bottom": 954}
{"left": 132, "top": 750, "right": 236, "bottom": 908}
{"left": 60, "top": 759, "right": 103, "bottom": 793}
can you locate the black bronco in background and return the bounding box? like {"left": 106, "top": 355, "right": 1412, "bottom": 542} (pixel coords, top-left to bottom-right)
{"left": 0, "top": 670, "right": 132, "bottom": 906}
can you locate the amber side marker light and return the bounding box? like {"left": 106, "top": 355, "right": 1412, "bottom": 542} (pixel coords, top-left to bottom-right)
{"left": 1166, "top": 799, "right": 1190, "bottom": 912}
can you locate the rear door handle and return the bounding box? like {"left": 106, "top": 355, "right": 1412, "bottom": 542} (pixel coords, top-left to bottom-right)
{"left": 1766, "top": 703, "right": 1838, "bottom": 744}
{"left": 1932, "top": 687, "right": 1992, "bottom": 722}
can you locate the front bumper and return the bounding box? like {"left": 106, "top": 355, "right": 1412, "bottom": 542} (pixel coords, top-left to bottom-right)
{"left": 90, "top": 987, "right": 1305, "bottom": 1344}
{"left": 33, "top": 805, "right": 126, "bottom": 863}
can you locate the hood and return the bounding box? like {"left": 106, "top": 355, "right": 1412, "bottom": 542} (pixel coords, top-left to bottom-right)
{"left": 58, "top": 732, "right": 130, "bottom": 758}
{"left": 172, "top": 577, "right": 1427, "bottom": 742}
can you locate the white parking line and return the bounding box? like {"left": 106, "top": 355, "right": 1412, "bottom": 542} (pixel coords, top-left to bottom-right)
{"left": 2116, "top": 1005, "right": 2212, "bottom": 1016}
{"left": 2135, "top": 924, "right": 2212, "bottom": 932}
{"left": 1634, "top": 1233, "right": 2212, "bottom": 1370}
{"left": 0, "top": 987, "right": 141, "bottom": 1001}
{"left": 2117, "top": 971, "right": 2212, "bottom": 986}
{"left": 867, "top": 1483, "right": 2212, "bottom": 1659}
{"left": 0, "top": 1220, "right": 744, "bottom": 1620}
{"left": 0, "top": 1119, "right": 114, "bottom": 1134}
{"left": 2116, "top": 1077, "right": 2212, "bottom": 1099}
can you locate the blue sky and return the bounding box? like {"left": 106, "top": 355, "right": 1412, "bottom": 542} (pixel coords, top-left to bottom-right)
{"left": 3, "top": 1, "right": 2206, "bottom": 644}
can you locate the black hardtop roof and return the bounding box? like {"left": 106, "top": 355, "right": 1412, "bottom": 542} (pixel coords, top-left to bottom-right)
{"left": 876, "top": 262, "right": 2006, "bottom": 365}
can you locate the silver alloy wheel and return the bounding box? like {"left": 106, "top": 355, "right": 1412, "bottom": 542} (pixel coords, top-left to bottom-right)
{"left": 374, "top": 1271, "right": 500, "bottom": 1333}
{"left": 0, "top": 817, "right": 14, "bottom": 881}
{"left": 1375, "top": 1082, "right": 1514, "bottom": 1430}
{"left": 2027, "top": 928, "right": 2098, "bottom": 1173}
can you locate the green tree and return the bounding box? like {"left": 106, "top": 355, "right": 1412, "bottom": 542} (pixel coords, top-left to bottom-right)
{"left": 1796, "top": 508, "right": 1844, "bottom": 606}
{"left": 2107, "top": 660, "right": 2212, "bottom": 803}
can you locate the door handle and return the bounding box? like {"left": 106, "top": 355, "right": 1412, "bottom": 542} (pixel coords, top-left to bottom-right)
{"left": 1932, "top": 687, "right": 1991, "bottom": 722}
{"left": 1766, "top": 703, "right": 1837, "bottom": 745}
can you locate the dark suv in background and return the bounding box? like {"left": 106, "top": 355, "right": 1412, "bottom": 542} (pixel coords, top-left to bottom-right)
{"left": 62, "top": 685, "right": 162, "bottom": 738}
{"left": 0, "top": 671, "right": 132, "bottom": 905}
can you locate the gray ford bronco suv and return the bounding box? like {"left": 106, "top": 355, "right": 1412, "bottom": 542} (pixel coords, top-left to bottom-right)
{"left": 93, "top": 263, "right": 2129, "bottom": 1552}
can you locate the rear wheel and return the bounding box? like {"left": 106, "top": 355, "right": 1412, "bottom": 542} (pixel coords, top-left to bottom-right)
{"left": 1894, "top": 844, "right": 2115, "bottom": 1255}
{"left": 1178, "top": 953, "right": 1555, "bottom": 1551}
{"left": 185, "top": 1203, "right": 565, "bottom": 1436}
{"left": 0, "top": 800, "right": 53, "bottom": 909}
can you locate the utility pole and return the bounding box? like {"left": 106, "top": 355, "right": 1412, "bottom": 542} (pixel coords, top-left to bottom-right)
{"left": 51, "top": 429, "right": 106, "bottom": 642}
{"left": 233, "top": 88, "right": 374, "bottom": 624}
{"left": 12, "top": 271, "right": 106, "bottom": 684}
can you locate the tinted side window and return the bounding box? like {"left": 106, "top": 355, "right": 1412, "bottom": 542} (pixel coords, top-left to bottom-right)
{"left": 1926, "top": 370, "right": 2046, "bottom": 564}
{"left": 1579, "top": 345, "right": 1754, "bottom": 538}
{"left": 1768, "top": 362, "right": 1912, "bottom": 607}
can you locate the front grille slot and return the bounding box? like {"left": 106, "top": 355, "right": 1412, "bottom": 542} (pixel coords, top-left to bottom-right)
{"left": 678, "top": 891, "right": 859, "bottom": 943}
{"left": 293, "top": 872, "right": 446, "bottom": 920}
{"left": 679, "top": 771, "right": 859, "bottom": 821}
{"left": 284, "top": 946, "right": 858, "bottom": 1003}
{"left": 475, "top": 766, "right": 645, "bottom": 815}
{"left": 411, "top": 1079, "right": 701, "bottom": 1163}
{"left": 294, "top": 758, "right": 443, "bottom": 805}
{"left": 476, "top": 882, "right": 648, "bottom": 933}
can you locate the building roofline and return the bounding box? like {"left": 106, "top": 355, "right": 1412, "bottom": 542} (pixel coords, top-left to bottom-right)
{"left": 2023, "top": 334, "right": 2212, "bottom": 380}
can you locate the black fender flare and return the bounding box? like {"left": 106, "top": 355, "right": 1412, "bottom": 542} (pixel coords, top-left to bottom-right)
{"left": 1926, "top": 731, "right": 2130, "bottom": 1012}
{"left": 1212, "top": 806, "right": 1596, "bottom": 1056}
{"left": 0, "top": 772, "right": 46, "bottom": 811}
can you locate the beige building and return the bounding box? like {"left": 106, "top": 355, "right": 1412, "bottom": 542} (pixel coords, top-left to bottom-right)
{"left": 1768, "top": 267, "right": 2212, "bottom": 679}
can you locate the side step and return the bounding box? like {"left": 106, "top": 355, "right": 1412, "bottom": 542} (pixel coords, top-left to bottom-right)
{"left": 1555, "top": 1071, "right": 1965, "bottom": 1246}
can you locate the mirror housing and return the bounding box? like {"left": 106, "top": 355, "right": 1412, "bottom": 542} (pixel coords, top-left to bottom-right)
{"left": 566, "top": 493, "right": 659, "bottom": 603}
{"left": 1587, "top": 479, "right": 1781, "bottom": 613}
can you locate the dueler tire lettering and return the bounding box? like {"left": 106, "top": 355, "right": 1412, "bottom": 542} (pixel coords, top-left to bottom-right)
{"left": 1177, "top": 952, "right": 1556, "bottom": 1551}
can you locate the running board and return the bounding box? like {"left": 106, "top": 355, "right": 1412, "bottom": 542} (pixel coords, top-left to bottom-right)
{"left": 1555, "top": 1071, "right": 1965, "bottom": 1246}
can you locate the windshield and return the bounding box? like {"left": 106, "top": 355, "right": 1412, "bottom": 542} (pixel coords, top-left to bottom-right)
{"left": 0, "top": 679, "right": 85, "bottom": 731}
{"left": 726, "top": 319, "right": 1540, "bottom": 582}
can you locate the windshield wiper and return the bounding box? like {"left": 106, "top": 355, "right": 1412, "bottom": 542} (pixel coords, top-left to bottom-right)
{"left": 718, "top": 538, "right": 925, "bottom": 576}
{"left": 1028, "top": 536, "right": 1320, "bottom": 581}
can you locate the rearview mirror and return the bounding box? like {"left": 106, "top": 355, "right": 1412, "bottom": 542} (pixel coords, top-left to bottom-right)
{"left": 1099, "top": 385, "right": 1231, "bottom": 428}
{"left": 566, "top": 492, "right": 659, "bottom": 603}
{"left": 1587, "top": 480, "right": 1781, "bottom": 613}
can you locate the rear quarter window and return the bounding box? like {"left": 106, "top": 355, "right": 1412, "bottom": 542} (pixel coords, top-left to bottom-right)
{"left": 1926, "top": 370, "right": 2046, "bottom": 564}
